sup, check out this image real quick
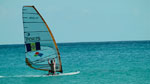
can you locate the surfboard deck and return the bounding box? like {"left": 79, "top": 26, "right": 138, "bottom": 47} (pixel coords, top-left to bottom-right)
{"left": 0, "top": 71, "right": 80, "bottom": 78}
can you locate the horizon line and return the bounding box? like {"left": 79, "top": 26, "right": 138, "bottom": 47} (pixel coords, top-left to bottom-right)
{"left": 0, "top": 40, "right": 150, "bottom": 46}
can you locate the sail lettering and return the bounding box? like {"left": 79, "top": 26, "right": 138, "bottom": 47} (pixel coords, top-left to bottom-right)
{"left": 25, "top": 37, "right": 40, "bottom": 42}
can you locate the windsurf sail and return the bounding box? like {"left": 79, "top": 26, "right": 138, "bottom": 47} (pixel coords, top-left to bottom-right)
{"left": 22, "top": 6, "right": 63, "bottom": 73}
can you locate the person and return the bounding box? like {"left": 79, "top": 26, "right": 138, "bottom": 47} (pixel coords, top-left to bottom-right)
{"left": 48, "top": 58, "right": 56, "bottom": 75}
{"left": 52, "top": 58, "right": 56, "bottom": 73}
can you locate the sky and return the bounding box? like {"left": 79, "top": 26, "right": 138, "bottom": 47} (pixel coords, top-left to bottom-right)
{"left": 0, "top": 0, "right": 150, "bottom": 44}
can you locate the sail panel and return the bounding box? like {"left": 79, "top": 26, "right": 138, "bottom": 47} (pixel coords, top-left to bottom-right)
{"left": 23, "top": 6, "right": 62, "bottom": 72}
{"left": 24, "top": 23, "right": 48, "bottom": 31}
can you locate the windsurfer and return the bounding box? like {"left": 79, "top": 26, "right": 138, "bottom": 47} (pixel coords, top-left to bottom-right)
{"left": 48, "top": 58, "right": 56, "bottom": 75}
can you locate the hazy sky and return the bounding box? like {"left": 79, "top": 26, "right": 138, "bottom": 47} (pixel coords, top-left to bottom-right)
{"left": 0, "top": 0, "right": 150, "bottom": 44}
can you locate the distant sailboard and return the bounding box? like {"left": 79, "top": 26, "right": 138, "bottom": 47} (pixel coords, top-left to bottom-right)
{"left": 0, "top": 71, "right": 80, "bottom": 78}
{"left": 22, "top": 6, "right": 63, "bottom": 73}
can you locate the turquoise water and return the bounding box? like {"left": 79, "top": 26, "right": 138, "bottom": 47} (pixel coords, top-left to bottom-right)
{"left": 0, "top": 41, "right": 150, "bottom": 84}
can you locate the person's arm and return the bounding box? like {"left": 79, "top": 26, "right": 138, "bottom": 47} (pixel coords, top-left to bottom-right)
{"left": 48, "top": 59, "right": 50, "bottom": 65}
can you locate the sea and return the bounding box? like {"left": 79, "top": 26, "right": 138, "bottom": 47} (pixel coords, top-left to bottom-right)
{"left": 0, "top": 41, "right": 150, "bottom": 84}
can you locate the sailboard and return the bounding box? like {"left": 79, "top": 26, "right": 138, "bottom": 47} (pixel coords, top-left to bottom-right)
{"left": 0, "top": 71, "right": 80, "bottom": 78}
{"left": 22, "top": 6, "right": 63, "bottom": 73}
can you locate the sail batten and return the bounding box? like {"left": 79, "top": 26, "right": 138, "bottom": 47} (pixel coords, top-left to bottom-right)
{"left": 23, "top": 6, "right": 62, "bottom": 72}
{"left": 23, "top": 22, "right": 44, "bottom": 23}
{"left": 24, "top": 31, "right": 48, "bottom": 33}
{"left": 23, "top": 13, "right": 38, "bottom": 14}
